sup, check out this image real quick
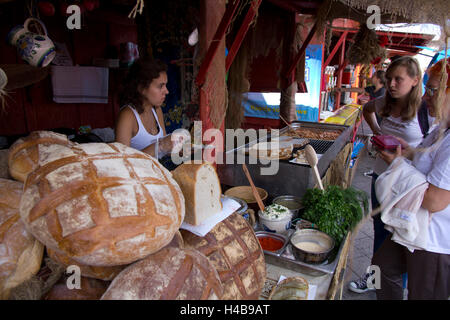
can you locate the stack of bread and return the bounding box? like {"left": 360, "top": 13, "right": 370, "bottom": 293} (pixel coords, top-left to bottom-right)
{"left": 0, "top": 131, "right": 266, "bottom": 300}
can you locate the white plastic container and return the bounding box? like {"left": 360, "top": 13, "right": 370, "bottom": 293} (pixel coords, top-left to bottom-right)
{"left": 258, "top": 210, "right": 293, "bottom": 235}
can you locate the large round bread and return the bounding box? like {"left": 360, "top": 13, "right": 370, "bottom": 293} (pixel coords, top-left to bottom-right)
{"left": 45, "top": 230, "right": 184, "bottom": 281}
{"left": 8, "top": 131, "right": 73, "bottom": 182}
{"left": 101, "top": 247, "right": 223, "bottom": 300}
{"left": 44, "top": 275, "right": 110, "bottom": 300}
{"left": 181, "top": 213, "right": 266, "bottom": 300}
{"left": 19, "top": 142, "right": 185, "bottom": 267}
{"left": 0, "top": 178, "right": 44, "bottom": 299}
{"left": 46, "top": 248, "right": 125, "bottom": 281}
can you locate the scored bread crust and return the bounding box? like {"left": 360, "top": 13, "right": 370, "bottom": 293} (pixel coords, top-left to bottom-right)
{"left": 0, "top": 178, "right": 44, "bottom": 300}
{"left": 8, "top": 131, "right": 73, "bottom": 182}
{"left": 100, "top": 247, "right": 224, "bottom": 300}
{"left": 181, "top": 213, "right": 266, "bottom": 300}
{"left": 172, "top": 162, "right": 222, "bottom": 225}
{"left": 19, "top": 142, "right": 185, "bottom": 267}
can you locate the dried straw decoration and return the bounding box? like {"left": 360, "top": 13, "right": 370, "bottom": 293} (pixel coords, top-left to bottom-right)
{"left": 226, "top": 39, "right": 249, "bottom": 129}
{"left": 8, "top": 258, "right": 65, "bottom": 300}
{"left": 346, "top": 23, "right": 387, "bottom": 66}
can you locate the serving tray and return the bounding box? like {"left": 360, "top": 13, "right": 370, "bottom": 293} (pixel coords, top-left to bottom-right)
{"left": 256, "top": 227, "right": 345, "bottom": 275}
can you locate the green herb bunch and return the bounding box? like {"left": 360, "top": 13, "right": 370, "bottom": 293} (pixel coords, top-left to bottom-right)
{"left": 301, "top": 185, "right": 368, "bottom": 245}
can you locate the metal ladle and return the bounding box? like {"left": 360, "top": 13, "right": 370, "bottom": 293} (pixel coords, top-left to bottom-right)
{"left": 304, "top": 144, "right": 324, "bottom": 190}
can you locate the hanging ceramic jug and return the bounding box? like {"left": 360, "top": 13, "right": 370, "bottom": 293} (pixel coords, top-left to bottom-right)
{"left": 7, "top": 18, "right": 56, "bottom": 67}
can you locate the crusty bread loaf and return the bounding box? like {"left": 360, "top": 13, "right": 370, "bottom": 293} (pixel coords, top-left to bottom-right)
{"left": 166, "top": 230, "right": 184, "bottom": 249}
{"left": 46, "top": 230, "right": 185, "bottom": 281}
{"left": 0, "top": 178, "right": 44, "bottom": 299}
{"left": 44, "top": 275, "right": 110, "bottom": 300}
{"left": 181, "top": 213, "right": 266, "bottom": 300}
{"left": 19, "top": 142, "right": 185, "bottom": 267}
{"left": 101, "top": 247, "right": 223, "bottom": 300}
{"left": 46, "top": 248, "right": 125, "bottom": 281}
{"left": 172, "top": 162, "right": 222, "bottom": 225}
{"left": 8, "top": 131, "right": 73, "bottom": 182}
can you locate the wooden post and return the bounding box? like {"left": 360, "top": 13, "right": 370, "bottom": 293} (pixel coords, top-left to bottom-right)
{"left": 279, "top": 12, "right": 297, "bottom": 123}
{"left": 197, "top": 0, "right": 227, "bottom": 165}
{"left": 334, "top": 32, "right": 347, "bottom": 110}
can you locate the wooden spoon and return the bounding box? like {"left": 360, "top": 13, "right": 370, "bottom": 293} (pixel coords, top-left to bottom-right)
{"left": 304, "top": 144, "right": 324, "bottom": 190}
{"left": 242, "top": 164, "right": 265, "bottom": 213}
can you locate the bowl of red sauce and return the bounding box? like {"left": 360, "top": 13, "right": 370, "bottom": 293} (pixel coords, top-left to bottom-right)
{"left": 255, "top": 231, "right": 288, "bottom": 255}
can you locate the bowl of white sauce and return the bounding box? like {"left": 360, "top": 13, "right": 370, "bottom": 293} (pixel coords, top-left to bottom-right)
{"left": 290, "top": 229, "right": 335, "bottom": 264}
{"left": 258, "top": 204, "right": 293, "bottom": 235}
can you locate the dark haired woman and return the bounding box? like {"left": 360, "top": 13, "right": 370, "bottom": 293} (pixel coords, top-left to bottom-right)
{"left": 115, "top": 58, "right": 179, "bottom": 158}
{"left": 366, "top": 70, "right": 386, "bottom": 100}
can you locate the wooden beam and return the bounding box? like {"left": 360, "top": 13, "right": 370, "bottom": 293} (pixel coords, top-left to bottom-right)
{"left": 335, "top": 32, "right": 347, "bottom": 110}
{"left": 284, "top": 20, "right": 318, "bottom": 80}
{"left": 195, "top": 0, "right": 241, "bottom": 87}
{"left": 323, "top": 30, "right": 348, "bottom": 69}
{"left": 225, "top": 0, "right": 262, "bottom": 72}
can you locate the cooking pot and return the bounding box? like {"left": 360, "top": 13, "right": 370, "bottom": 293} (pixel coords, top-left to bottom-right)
{"left": 290, "top": 229, "right": 335, "bottom": 264}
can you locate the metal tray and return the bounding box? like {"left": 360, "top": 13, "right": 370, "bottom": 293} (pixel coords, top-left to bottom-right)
{"left": 257, "top": 227, "right": 345, "bottom": 275}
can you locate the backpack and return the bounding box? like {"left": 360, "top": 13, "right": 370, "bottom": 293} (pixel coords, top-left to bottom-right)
{"left": 417, "top": 101, "right": 430, "bottom": 138}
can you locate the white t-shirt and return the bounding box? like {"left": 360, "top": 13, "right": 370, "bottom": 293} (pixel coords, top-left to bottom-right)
{"left": 412, "top": 126, "right": 450, "bottom": 254}
{"left": 374, "top": 100, "right": 424, "bottom": 174}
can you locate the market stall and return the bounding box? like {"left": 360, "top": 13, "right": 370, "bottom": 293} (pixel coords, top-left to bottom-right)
{"left": 0, "top": 0, "right": 448, "bottom": 302}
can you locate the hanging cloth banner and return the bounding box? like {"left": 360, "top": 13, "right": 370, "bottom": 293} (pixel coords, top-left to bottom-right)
{"left": 243, "top": 44, "right": 322, "bottom": 122}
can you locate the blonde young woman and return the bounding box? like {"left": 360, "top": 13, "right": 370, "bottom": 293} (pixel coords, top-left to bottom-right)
{"left": 349, "top": 56, "right": 425, "bottom": 293}
{"left": 374, "top": 62, "right": 450, "bottom": 299}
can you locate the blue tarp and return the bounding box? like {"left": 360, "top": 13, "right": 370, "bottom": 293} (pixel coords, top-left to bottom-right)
{"left": 243, "top": 44, "right": 322, "bottom": 122}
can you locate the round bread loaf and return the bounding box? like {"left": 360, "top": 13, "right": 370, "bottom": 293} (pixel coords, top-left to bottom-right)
{"left": 19, "top": 142, "right": 185, "bottom": 267}
{"left": 166, "top": 230, "right": 184, "bottom": 249}
{"left": 8, "top": 131, "right": 73, "bottom": 182}
{"left": 0, "top": 178, "right": 44, "bottom": 299}
{"left": 46, "top": 248, "right": 125, "bottom": 281}
{"left": 44, "top": 275, "right": 110, "bottom": 300}
{"left": 46, "top": 230, "right": 184, "bottom": 281}
{"left": 101, "top": 247, "right": 223, "bottom": 300}
{"left": 181, "top": 213, "right": 266, "bottom": 300}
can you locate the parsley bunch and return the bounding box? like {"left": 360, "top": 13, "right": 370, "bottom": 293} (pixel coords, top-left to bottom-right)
{"left": 301, "top": 185, "right": 368, "bottom": 245}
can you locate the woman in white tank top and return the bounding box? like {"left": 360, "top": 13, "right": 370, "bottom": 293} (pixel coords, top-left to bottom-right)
{"left": 115, "top": 58, "right": 183, "bottom": 158}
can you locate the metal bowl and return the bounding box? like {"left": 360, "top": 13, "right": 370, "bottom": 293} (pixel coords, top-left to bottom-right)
{"left": 255, "top": 231, "right": 288, "bottom": 255}
{"left": 290, "top": 229, "right": 335, "bottom": 264}
{"left": 272, "top": 195, "right": 303, "bottom": 219}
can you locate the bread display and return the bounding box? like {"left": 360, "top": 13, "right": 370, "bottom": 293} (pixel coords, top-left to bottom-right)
{"left": 8, "top": 131, "right": 73, "bottom": 182}
{"left": 44, "top": 275, "right": 110, "bottom": 300}
{"left": 46, "top": 248, "right": 125, "bottom": 281}
{"left": 166, "top": 230, "right": 184, "bottom": 249}
{"left": 101, "top": 247, "right": 223, "bottom": 300}
{"left": 181, "top": 213, "right": 266, "bottom": 300}
{"left": 0, "top": 178, "right": 44, "bottom": 300}
{"left": 19, "top": 142, "right": 185, "bottom": 267}
{"left": 172, "top": 162, "right": 222, "bottom": 225}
